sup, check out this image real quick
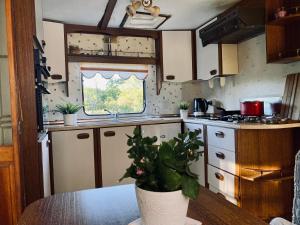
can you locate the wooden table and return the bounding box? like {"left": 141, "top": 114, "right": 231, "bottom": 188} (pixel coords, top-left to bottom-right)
{"left": 18, "top": 185, "right": 267, "bottom": 225}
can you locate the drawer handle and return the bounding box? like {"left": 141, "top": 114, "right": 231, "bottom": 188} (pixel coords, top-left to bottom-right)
{"left": 210, "top": 69, "right": 217, "bottom": 76}
{"left": 77, "top": 133, "right": 90, "bottom": 139}
{"left": 160, "top": 135, "right": 166, "bottom": 139}
{"left": 215, "top": 131, "right": 225, "bottom": 138}
{"left": 217, "top": 192, "right": 226, "bottom": 199}
{"left": 104, "top": 131, "right": 116, "bottom": 137}
{"left": 215, "top": 172, "right": 224, "bottom": 181}
{"left": 216, "top": 152, "right": 225, "bottom": 160}
{"left": 166, "top": 75, "right": 175, "bottom": 80}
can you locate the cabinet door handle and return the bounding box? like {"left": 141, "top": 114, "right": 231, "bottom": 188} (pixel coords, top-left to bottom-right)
{"left": 210, "top": 69, "right": 217, "bottom": 76}
{"left": 216, "top": 152, "right": 225, "bottom": 160}
{"left": 77, "top": 133, "right": 90, "bottom": 139}
{"left": 217, "top": 192, "right": 226, "bottom": 199}
{"left": 215, "top": 131, "right": 225, "bottom": 138}
{"left": 166, "top": 75, "right": 175, "bottom": 80}
{"left": 160, "top": 135, "right": 166, "bottom": 139}
{"left": 104, "top": 131, "right": 116, "bottom": 137}
{"left": 215, "top": 172, "right": 224, "bottom": 181}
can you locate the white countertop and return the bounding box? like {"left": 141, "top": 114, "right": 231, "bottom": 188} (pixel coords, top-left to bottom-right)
{"left": 184, "top": 118, "right": 300, "bottom": 130}
{"left": 46, "top": 116, "right": 300, "bottom": 132}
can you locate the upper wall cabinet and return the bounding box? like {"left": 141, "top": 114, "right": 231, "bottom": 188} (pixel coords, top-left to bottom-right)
{"left": 43, "top": 21, "right": 66, "bottom": 82}
{"left": 196, "top": 28, "right": 239, "bottom": 81}
{"left": 162, "top": 31, "right": 193, "bottom": 82}
{"left": 266, "top": 0, "right": 300, "bottom": 64}
{"left": 34, "top": 0, "right": 44, "bottom": 41}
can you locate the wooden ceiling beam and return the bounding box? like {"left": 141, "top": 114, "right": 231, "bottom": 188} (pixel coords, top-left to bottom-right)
{"left": 97, "top": 0, "right": 118, "bottom": 30}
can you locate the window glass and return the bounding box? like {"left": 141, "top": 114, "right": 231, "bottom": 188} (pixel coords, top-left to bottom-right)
{"left": 82, "top": 74, "right": 145, "bottom": 115}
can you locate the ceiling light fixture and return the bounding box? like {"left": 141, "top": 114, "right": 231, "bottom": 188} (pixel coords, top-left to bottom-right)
{"left": 126, "top": 0, "right": 160, "bottom": 17}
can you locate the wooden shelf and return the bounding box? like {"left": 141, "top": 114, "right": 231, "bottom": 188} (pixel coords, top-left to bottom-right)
{"left": 268, "top": 13, "right": 300, "bottom": 25}
{"left": 67, "top": 54, "right": 157, "bottom": 65}
{"left": 240, "top": 168, "right": 294, "bottom": 182}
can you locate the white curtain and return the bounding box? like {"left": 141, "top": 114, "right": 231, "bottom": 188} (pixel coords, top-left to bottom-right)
{"left": 80, "top": 63, "right": 148, "bottom": 80}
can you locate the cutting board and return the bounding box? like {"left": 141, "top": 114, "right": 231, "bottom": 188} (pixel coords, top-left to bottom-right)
{"left": 281, "top": 73, "right": 300, "bottom": 120}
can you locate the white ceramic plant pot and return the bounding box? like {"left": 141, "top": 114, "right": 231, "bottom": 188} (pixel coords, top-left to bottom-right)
{"left": 63, "top": 114, "right": 77, "bottom": 126}
{"left": 136, "top": 187, "right": 189, "bottom": 225}
{"left": 180, "top": 110, "right": 188, "bottom": 119}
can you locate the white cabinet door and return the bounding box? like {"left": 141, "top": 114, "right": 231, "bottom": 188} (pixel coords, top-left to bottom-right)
{"left": 141, "top": 123, "right": 181, "bottom": 144}
{"left": 52, "top": 130, "right": 95, "bottom": 193}
{"left": 162, "top": 31, "right": 193, "bottom": 82}
{"left": 184, "top": 123, "right": 205, "bottom": 186}
{"left": 35, "top": 0, "right": 44, "bottom": 41}
{"left": 43, "top": 21, "right": 66, "bottom": 82}
{"left": 196, "top": 27, "right": 219, "bottom": 80}
{"left": 100, "top": 126, "right": 136, "bottom": 187}
{"left": 40, "top": 134, "right": 51, "bottom": 197}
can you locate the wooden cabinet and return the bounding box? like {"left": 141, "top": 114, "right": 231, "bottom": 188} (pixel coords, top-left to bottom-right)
{"left": 195, "top": 28, "right": 239, "bottom": 80}
{"left": 141, "top": 123, "right": 182, "bottom": 144}
{"left": 38, "top": 134, "right": 51, "bottom": 197}
{"left": 51, "top": 130, "right": 95, "bottom": 193}
{"left": 43, "top": 21, "right": 66, "bottom": 82}
{"left": 100, "top": 126, "right": 136, "bottom": 187}
{"left": 266, "top": 0, "right": 300, "bottom": 63}
{"left": 162, "top": 31, "right": 193, "bottom": 82}
{"left": 184, "top": 123, "right": 205, "bottom": 186}
{"left": 206, "top": 124, "right": 299, "bottom": 221}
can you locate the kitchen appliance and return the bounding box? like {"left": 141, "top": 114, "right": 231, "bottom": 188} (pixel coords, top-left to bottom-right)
{"left": 199, "top": 0, "right": 265, "bottom": 46}
{"left": 34, "top": 36, "right": 51, "bottom": 132}
{"left": 193, "top": 98, "right": 209, "bottom": 116}
{"left": 240, "top": 101, "right": 264, "bottom": 116}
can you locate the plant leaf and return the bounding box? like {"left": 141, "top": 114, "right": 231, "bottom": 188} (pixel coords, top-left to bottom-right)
{"left": 182, "top": 175, "right": 200, "bottom": 200}
{"left": 159, "top": 164, "right": 182, "bottom": 191}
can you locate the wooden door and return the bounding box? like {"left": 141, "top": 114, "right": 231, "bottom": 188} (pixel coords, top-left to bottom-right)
{"left": 0, "top": 0, "right": 23, "bottom": 224}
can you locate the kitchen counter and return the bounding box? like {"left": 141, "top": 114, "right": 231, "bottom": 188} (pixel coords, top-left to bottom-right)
{"left": 46, "top": 117, "right": 182, "bottom": 132}
{"left": 46, "top": 116, "right": 300, "bottom": 132}
{"left": 184, "top": 118, "right": 300, "bottom": 130}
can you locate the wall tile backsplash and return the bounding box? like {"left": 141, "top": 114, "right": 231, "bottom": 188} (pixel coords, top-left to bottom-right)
{"left": 45, "top": 64, "right": 183, "bottom": 122}
{"left": 182, "top": 34, "right": 300, "bottom": 112}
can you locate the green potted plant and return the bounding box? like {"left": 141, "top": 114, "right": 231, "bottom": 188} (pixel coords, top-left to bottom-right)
{"left": 56, "top": 103, "right": 82, "bottom": 126}
{"left": 179, "top": 101, "right": 190, "bottom": 119}
{"left": 121, "top": 128, "right": 203, "bottom": 225}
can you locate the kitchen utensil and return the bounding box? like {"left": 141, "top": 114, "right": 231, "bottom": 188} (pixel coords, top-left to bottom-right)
{"left": 240, "top": 101, "right": 264, "bottom": 116}
{"left": 193, "top": 98, "right": 209, "bottom": 116}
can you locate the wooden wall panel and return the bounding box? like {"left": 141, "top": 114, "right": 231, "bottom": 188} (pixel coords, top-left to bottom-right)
{"left": 0, "top": 164, "right": 14, "bottom": 225}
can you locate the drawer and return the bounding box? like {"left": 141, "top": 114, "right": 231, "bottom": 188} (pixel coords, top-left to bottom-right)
{"left": 207, "top": 126, "right": 235, "bottom": 151}
{"left": 208, "top": 145, "right": 236, "bottom": 175}
{"left": 207, "top": 165, "right": 236, "bottom": 198}
{"left": 209, "top": 185, "right": 238, "bottom": 205}
{"left": 184, "top": 123, "right": 204, "bottom": 141}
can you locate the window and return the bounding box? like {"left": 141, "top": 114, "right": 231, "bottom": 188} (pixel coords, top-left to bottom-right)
{"left": 81, "top": 64, "right": 147, "bottom": 115}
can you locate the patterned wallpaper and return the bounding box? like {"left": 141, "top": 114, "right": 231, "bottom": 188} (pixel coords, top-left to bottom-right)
{"left": 182, "top": 34, "right": 300, "bottom": 115}
{"left": 44, "top": 64, "right": 183, "bottom": 122}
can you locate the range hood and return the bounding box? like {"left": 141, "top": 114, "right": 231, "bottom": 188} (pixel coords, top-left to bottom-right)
{"left": 199, "top": 3, "right": 265, "bottom": 47}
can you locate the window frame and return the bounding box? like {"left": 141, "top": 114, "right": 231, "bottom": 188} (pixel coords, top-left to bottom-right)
{"left": 81, "top": 74, "right": 147, "bottom": 116}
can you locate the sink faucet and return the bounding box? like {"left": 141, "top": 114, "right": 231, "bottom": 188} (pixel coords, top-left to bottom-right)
{"left": 104, "top": 109, "right": 119, "bottom": 120}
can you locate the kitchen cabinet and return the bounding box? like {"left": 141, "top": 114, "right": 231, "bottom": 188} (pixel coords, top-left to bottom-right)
{"left": 184, "top": 123, "right": 205, "bottom": 186}
{"left": 141, "top": 123, "right": 182, "bottom": 144}
{"left": 34, "top": 0, "right": 44, "bottom": 41}
{"left": 39, "top": 134, "right": 51, "bottom": 197}
{"left": 162, "top": 31, "right": 193, "bottom": 82}
{"left": 51, "top": 129, "right": 95, "bottom": 193}
{"left": 195, "top": 27, "right": 239, "bottom": 80}
{"left": 43, "top": 21, "right": 66, "bottom": 82}
{"left": 206, "top": 124, "right": 298, "bottom": 221}
{"left": 100, "top": 126, "right": 136, "bottom": 187}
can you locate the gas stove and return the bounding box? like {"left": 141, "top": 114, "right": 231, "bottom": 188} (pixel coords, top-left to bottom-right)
{"left": 193, "top": 114, "right": 288, "bottom": 124}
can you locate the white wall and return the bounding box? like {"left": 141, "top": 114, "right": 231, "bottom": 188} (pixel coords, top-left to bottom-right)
{"left": 183, "top": 34, "right": 300, "bottom": 111}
